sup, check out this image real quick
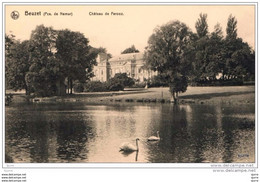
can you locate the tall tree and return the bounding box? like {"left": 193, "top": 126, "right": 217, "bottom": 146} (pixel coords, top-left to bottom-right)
{"left": 145, "top": 21, "right": 192, "bottom": 103}
{"left": 25, "top": 25, "right": 59, "bottom": 96}
{"left": 5, "top": 34, "right": 15, "bottom": 57}
{"left": 223, "top": 15, "right": 254, "bottom": 81}
{"left": 5, "top": 33, "right": 16, "bottom": 89}
{"left": 195, "top": 13, "right": 209, "bottom": 38}
{"left": 226, "top": 14, "right": 237, "bottom": 40}
{"left": 121, "top": 45, "right": 139, "bottom": 54}
{"left": 5, "top": 39, "right": 30, "bottom": 93}
{"left": 192, "top": 13, "right": 210, "bottom": 83}
{"left": 56, "top": 29, "right": 97, "bottom": 94}
{"left": 205, "top": 23, "right": 224, "bottom": 80}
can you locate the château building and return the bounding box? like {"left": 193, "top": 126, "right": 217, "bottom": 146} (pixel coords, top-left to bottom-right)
{"left": 91, "top": 53, "right": 111, "bottom": 82}
{"left": 91, "top": 52, "right": 156, "bottom": 82}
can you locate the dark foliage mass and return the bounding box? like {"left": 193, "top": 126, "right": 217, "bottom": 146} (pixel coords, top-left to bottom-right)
{"left": 149, "top": 75, "right": 169, "bottom": 87}
{"left": 121, "top": 45, "right": 140, "bottom": 54}
{"left": 145, "top": 20, "right": 193, "bottom": 103}
{"left": 82, "top": 73, "right": 135, "bottom": 92}
{"left": 6, "top": 25, "right": 98, "bottom": 96}
{"left": 111, "top": 73, "right": 135, "bottom": 87}
{"left": 145, "top": 14, "right": 255, "bottom": 103}
{"left": 6, "top": 14, "right": 254, "bottom": 100}
{"left": 84, "top": 81, "right": 107, "bottom": 92}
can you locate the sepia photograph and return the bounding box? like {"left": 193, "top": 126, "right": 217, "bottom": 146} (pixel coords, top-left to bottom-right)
{"left": 4, "top": 2, "right": 256, "bottom": 167}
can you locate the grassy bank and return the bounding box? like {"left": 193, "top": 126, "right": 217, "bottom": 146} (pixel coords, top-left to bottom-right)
{"left": 105, "top": 86, "right": 255, "bottom": 105}
{"left": 7, "top": 85, "right": 255, "bottom": 105}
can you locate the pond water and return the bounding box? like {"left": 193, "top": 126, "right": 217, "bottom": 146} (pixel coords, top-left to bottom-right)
{"left": 5, "top": 102, "right": 255, "bottom": 163}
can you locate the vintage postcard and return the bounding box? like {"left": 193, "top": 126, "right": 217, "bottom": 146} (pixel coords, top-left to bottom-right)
{"left": 2, "top": 2, "right": 257, "bottom": 181}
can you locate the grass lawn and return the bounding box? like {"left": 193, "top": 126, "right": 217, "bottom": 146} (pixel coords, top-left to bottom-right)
{"left": 109, "top": 86, "right": 255, "bottom": 104}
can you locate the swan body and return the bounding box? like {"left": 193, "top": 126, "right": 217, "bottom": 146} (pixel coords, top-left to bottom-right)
{"left": 148, "top": 131, "right": 160, "bottom": 141}
{"left": 119, "top": 138, "right": 140, "bottom": 152}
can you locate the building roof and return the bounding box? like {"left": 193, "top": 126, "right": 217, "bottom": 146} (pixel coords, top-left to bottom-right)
{"left": 109, "top": 52, "right": 143, "bottom": 62}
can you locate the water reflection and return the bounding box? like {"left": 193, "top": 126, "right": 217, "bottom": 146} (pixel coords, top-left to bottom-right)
{"left": 5, "top": 102, "right": 255, "bottom": 163}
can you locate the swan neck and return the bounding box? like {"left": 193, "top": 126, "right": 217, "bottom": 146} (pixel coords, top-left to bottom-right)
{"left": 136, "top": 140, "right": 139, "bottom": 151}
{"left": 157, "top": 132, "right": 160, "bottom": 138}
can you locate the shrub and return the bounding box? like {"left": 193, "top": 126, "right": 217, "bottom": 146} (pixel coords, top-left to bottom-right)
{"left": 149, "top": 75, "right": 169, "bottom": 87}
{"left": 106, "top": 78, "right": 124, "bottom": 91}
{"left": 73, "top": 81, "right": 85, "bottom": 93}
{"left": 84, "top": 81, "right": 107, "bottom": 92}
{"left": 83, "top": 74, "right": 135, "bottom": 92}
{"left": 112, "top": 73, "right": 135, "bottom": 87}
{"left": 132, "top": 82, "right": 147, "bottom": 88}
{"left": 190, "top": 79, "right": 244, "bottom": 86}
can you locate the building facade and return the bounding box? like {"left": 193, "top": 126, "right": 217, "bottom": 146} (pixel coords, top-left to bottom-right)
{"left": 91, "top": 52, "right": 156, "bottom": 82}
{"left": 91, "top": 53, "right": 110, "bottom": 82}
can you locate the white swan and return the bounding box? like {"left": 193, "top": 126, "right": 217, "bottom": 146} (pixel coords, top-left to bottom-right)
{"left": 148, "top": 131, "right": 160, "bottom": 141}
{"left": 119, "top": 138, "right": 140, "bottom": 152}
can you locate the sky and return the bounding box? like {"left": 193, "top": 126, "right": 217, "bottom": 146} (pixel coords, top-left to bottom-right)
{"left": 5, "top": 5, "right": 255, "bottom": 56}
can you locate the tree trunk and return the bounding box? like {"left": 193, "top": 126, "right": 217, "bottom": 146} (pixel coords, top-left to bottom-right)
{"left": 67, "top": 78, "right": 70, "bottom": 94}
{"left": 175, "top": 92, "right": 179, "bottom": 104}
{"left": 170, "top": 91, "right": 178, "bottom": 104}
{"left": 25, "top": 85, "right": 29, "bottom": 95}
{"left": 70, "top": 79, "right": 73, "bottom": 94}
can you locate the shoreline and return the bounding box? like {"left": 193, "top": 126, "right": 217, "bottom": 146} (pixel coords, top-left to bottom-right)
{"left": 6, "top": 85, "right": 255, "bottom": 105}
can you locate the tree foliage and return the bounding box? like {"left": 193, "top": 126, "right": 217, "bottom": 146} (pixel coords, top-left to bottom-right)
{"left": 149, "top": 75, "right": 169, "bottom": 87}
{"left": 25, "top": 25, "right": 59, "bottom": 96}
{"left": 195, "top": 13, "right": 209, "bottom": 38}
{"left": 121, "top": 45, "right": 140, "bottom": 54}
{"left": 95, "top": 47, "right": 112, "bottom": 59}
{"left": 191, "top": 13, "right": 212, "bottom": 82}
{"left": 5, "top": 14, "right": 255, "bottom": 99}
{"left": 145, "top": 21, "right": 193, "bottom": 103}
{"left": 84, "top": 81, "right": 107, "bottom": 92}
{"left": 106, "top": 79, "right": 124, "bottom": 91}
{"left": 5, "top": 25, "right": 97, "bottom": 97}
{"left": 5, "top": 35, "right": 30, "bottom": 92}
{"left": 222, "top": 15, "right": 254, "bottom": 81}
{"left": 56, "top": 29, "right": 97, "bottom": 94}
{"left": 226, "top": 14, "right": 238, "bottom": 40}
{"left": 190, "top": 14, "right": 254, "bottom": 85}
{"left": 112, "top": 73, "right": 134, "bottom": 87}
{"left": 145, "top": 14, "right": 254, "bottom": 102}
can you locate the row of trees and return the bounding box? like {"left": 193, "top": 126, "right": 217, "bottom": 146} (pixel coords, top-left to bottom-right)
{"left": 5, "top": 14, "right": 255, "bottom": 102}
{"left": 145, "top": 14, "right": 255, "bottom": 103}
{"left": 6, "top": 25, "right": 97, "bottom": 96}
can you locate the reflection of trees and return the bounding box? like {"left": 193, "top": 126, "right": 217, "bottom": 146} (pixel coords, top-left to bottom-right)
{"left": 221, "top": 118, "right": 235, "bottom": 163}
{"left": 220, "top": 105, "right": 254, "bottom": 163}
{"left": 101, "top": 104, "right": 152, "bottom": 139}
{"left": 5, "top": 103, "right": 94, "bottom": 163}
{"left": 146, "top": 104, "right": 224, "bottom": 163}
{"left": 146, "top": 104, "right": 190, "bottom": 163}
{"left": 186, "top": 105, "right": 220, "bottom": 162}
{"left": 5, "top": 113, "right": 30, "bottom": 162}
{"left": 5, "top": 109, "right": 50, "bottom": 162}
{"left": 28, "top": 114, "right": 49, "bottom": 162}
{"left": 6, "top": 102, "right": 255, "bottom": 163}
{"left": 55, "top": 114, "right": 92, "bottom": 162}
